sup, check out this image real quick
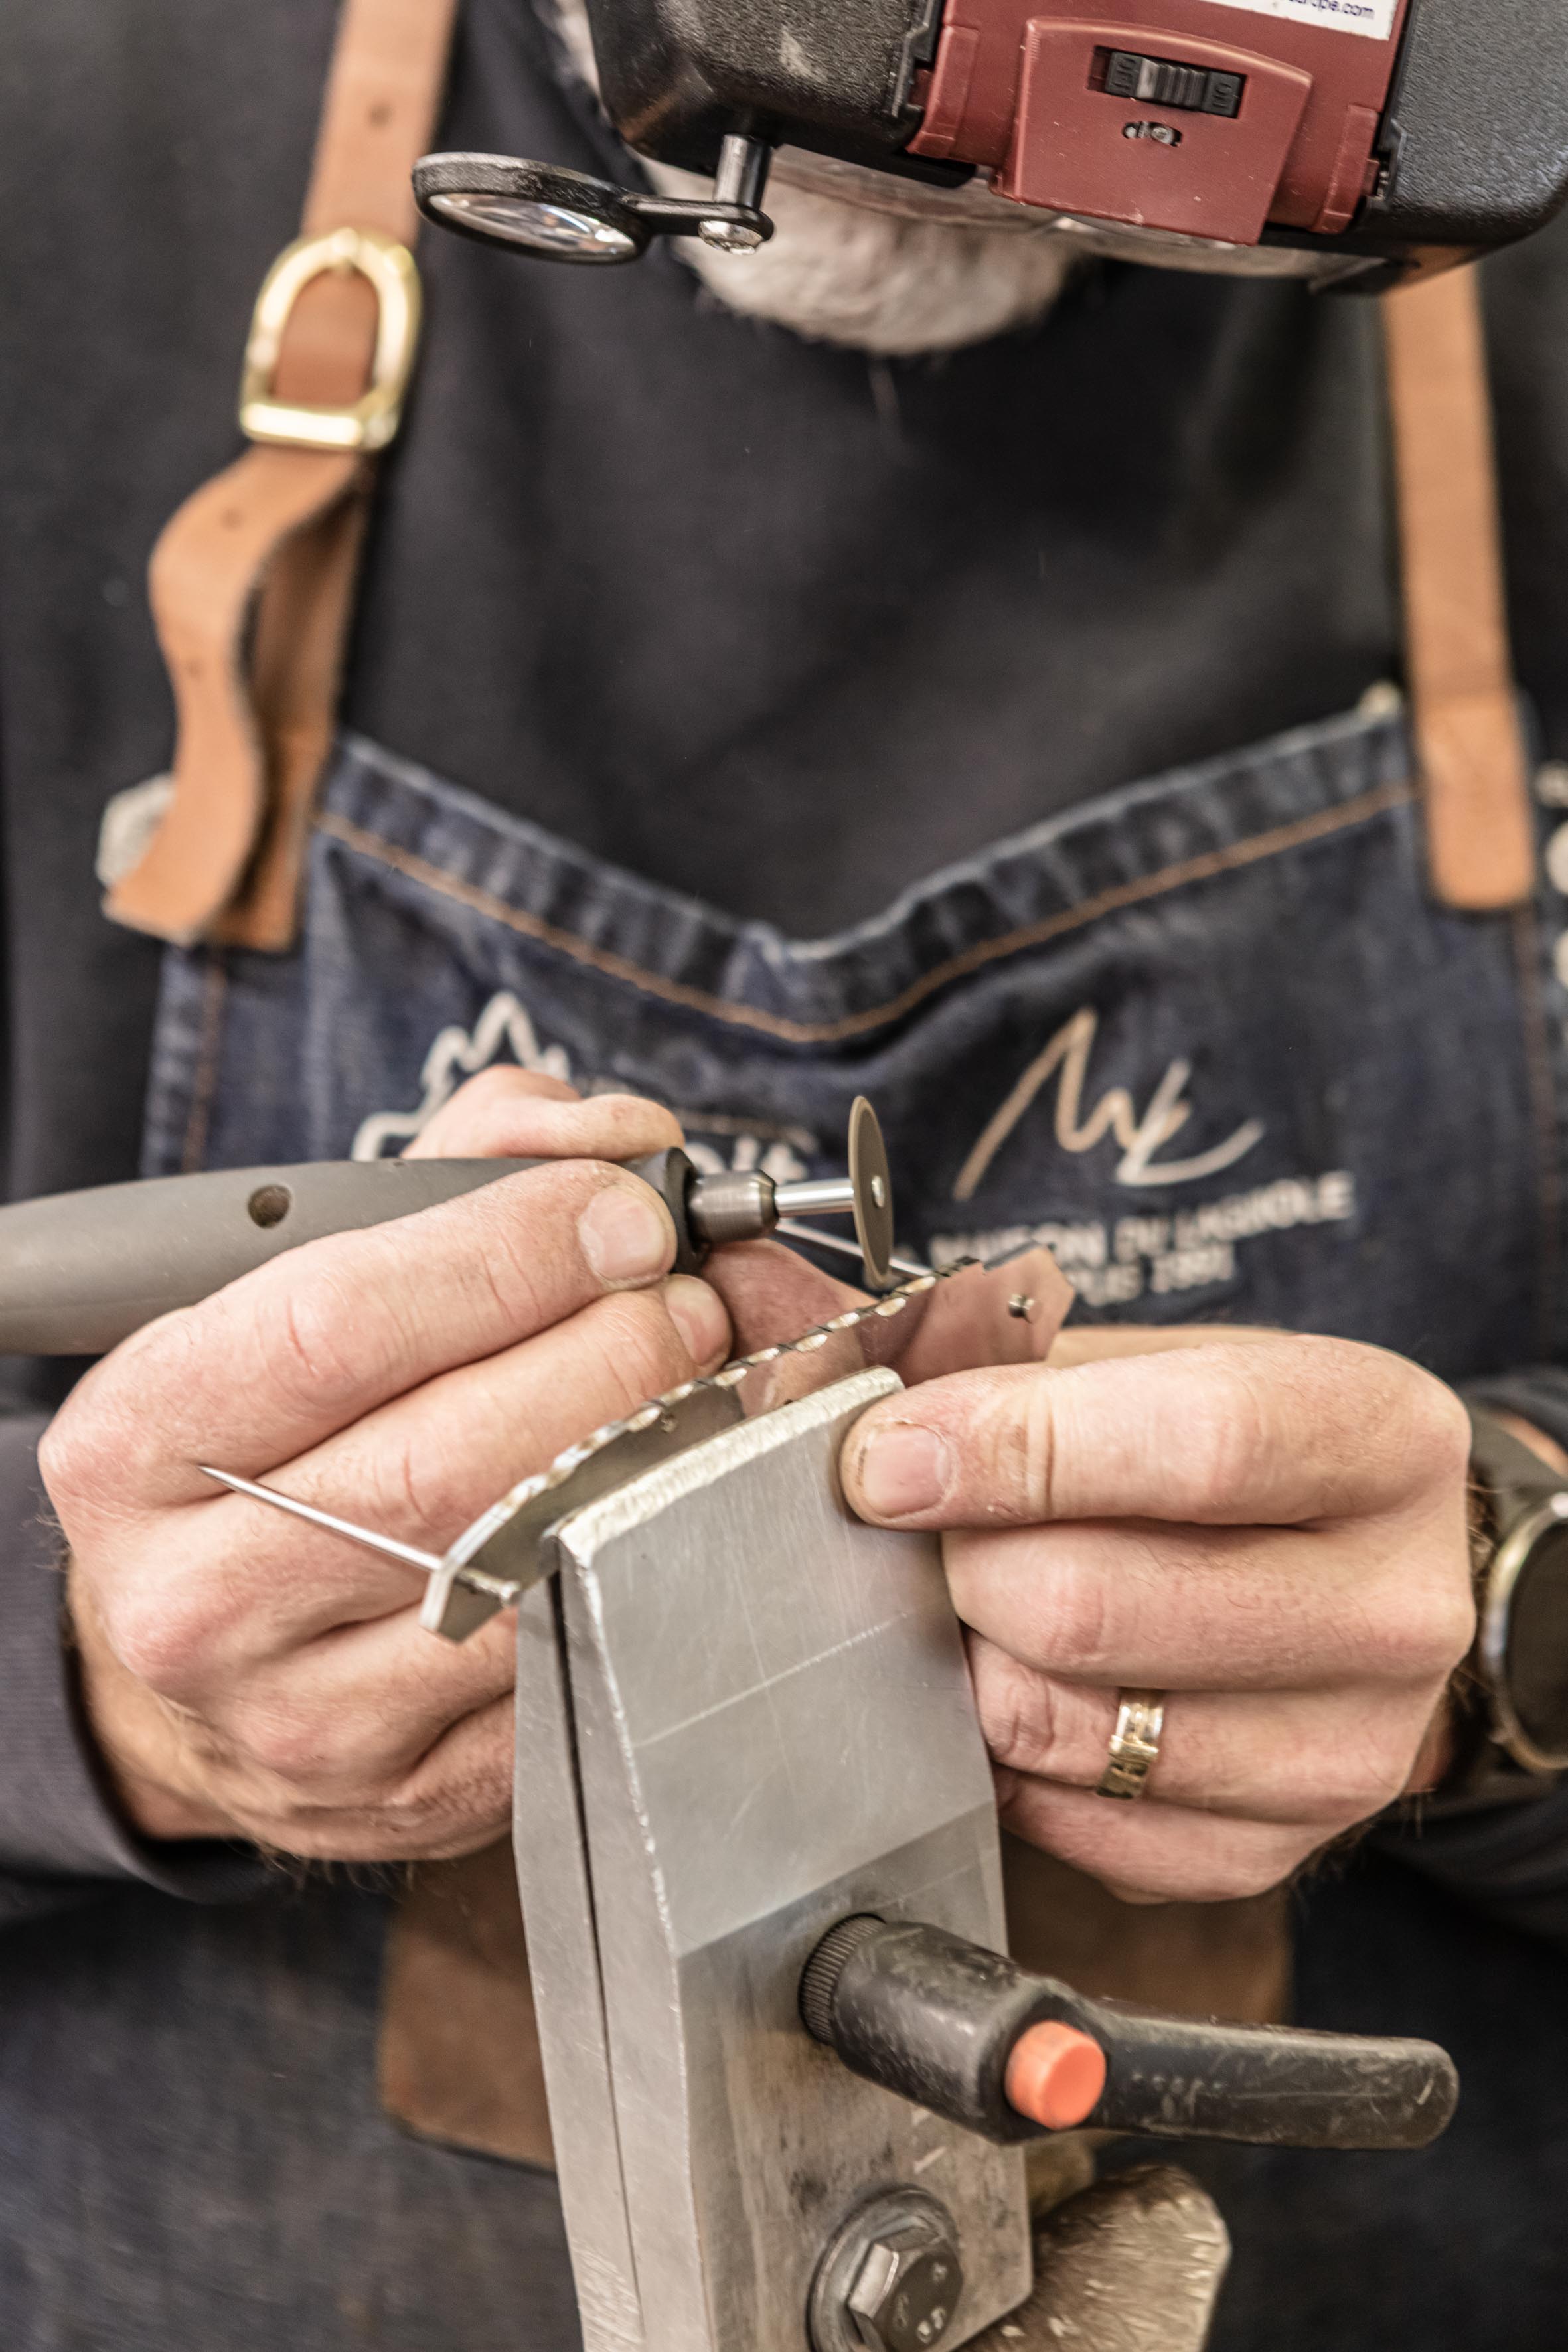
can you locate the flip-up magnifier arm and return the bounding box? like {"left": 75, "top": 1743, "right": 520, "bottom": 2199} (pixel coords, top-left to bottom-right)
{"left": 412, "top": 134, "right": 774, "bottom": 266}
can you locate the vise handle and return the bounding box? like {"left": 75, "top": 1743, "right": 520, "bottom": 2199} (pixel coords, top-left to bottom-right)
{"left": 803, "top": 1917, "right": 1457, "bottom": 2153}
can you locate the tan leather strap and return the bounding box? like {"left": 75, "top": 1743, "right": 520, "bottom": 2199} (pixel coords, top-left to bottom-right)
{"left": 378, "top": 1841, "right": 556, "bottom": 2169}
{"left": 105, "top": 0, "right": 458, "bottom": 949}
{"left": 1384, "top": 267, "right": 1536, "bottom": 911}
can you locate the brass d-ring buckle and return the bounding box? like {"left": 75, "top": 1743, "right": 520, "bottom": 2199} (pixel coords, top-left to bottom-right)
{"left": 239, "top": 226, "right": 421, "bottom": 454}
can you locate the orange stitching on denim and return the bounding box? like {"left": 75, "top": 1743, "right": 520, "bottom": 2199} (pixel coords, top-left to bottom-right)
{"left": 316, "top": 778, "right": 1415, "bottom": 1048}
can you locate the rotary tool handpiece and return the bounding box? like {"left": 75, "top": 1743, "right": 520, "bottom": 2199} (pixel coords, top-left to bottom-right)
{"left": 0, "top": 1099, "right": 895, "bottom": 1357}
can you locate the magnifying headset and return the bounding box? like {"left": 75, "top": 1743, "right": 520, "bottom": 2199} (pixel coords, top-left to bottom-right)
{"left": 412, "top": 0, "right": 1568, "bottom": 292}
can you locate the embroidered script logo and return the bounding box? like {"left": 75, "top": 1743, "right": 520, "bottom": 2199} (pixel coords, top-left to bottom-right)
{"left": 351, "top": 988, "right": 815, "bottom": 1186}
{"left": 952, "top": 1006, "right": 1265, "bottom": 1200}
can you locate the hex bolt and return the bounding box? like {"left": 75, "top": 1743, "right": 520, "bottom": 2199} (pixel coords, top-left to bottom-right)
{"left": 845, "top": 2222, "right": 964, "bottom": 2352}
{"left": 808, "top": 2187, "right": 963, "bottom": 2352}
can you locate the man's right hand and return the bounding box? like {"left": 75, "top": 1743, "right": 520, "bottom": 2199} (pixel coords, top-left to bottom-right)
{"left": 44, "top": 1079, "right": 732, "bottom": 1863}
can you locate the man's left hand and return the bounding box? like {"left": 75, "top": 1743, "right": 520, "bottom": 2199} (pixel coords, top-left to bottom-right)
{"left": 838, "top": 1330, "right": 1476, "bottom": 1904}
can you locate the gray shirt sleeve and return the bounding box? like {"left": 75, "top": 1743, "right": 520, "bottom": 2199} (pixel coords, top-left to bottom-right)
{"left": 0, "top": 1411, "right": 268, "bottom": 1927}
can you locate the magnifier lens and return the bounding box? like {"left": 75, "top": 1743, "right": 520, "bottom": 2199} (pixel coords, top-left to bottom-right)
{"left": 426, "top": 191, "right": 640, "bottom": 261}
{"left": 414, "top": 155, "right": 651, "bottom": 264}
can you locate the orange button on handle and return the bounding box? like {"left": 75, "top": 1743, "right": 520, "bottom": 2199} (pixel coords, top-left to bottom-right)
{"left": 1004, "top": 2021, "right": 1108, "bottom": 2131}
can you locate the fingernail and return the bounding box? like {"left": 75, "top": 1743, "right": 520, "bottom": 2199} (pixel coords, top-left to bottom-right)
{"left": 856, "top": 1421, "right": 951, "bottom": 1518}
{"left": 664, "top": 1275, "right": 730, "bottom": 1368}
{"left": 578, "top": 1182, "right": 672, "bottom": 1285}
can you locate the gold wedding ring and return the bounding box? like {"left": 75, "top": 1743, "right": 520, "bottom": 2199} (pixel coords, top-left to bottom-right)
{"left": 1095, "top": 1688, "right": 1166, "bottom": 1802}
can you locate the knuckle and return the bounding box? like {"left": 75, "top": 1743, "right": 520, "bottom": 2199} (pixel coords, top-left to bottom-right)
{"left": 1038, "top": 1560, "right": 1116, "bottom": 1680}
{"left": 385, "top": 1430, "right": 451, "bottom": 1539}
{"left": 236, "top": 1704, "right": 335, "bottom": 1788}
{"left": 102, "top": 1577, "right": 224, "bottom": 1700}
{"left": 1300, "top": 1339, "right": 1470, "bottom": 1500}
{"left": 464, "top": 1197, "right": 554, "bottom": 1330}
{"left": 37, "top": 1407, "right": 96, "bottom": 1509}
{"left": 1416, "top": 1580, "right": 1478, "bottom": 1677}
{"left": 237, "top": 1703, "right": 373, "bottom": 1793}
{"left": 250, "top": 1267, "right": 380, "bottom": 1415}
{"left": 367, "top": 1782, "right": 506, "bottom": 1861}
{"left": 1184, "top": 1838, "right": 1303, "bottom": 1903}
{"left": 41, "top": 1347, "right": 175, "bottom": 1511}
{"left": 1186, "top": 1362, "right": 1273, "bottom": 1516}
{"left": 593, "top": 1288, "right": 694, "bottom": 1406}
{"left": 457, "top": 1065, "right": 544, "bottom": 1110}
{"left": 1305, "top": 1734, "right": 1413, "bottom": 1826}
{"left": 1401, "top": 1371, "right": 1473, "bottom": 1486}
{"left": 1014, "top": 1374, "right": 1057, "bottom": 1518}
{"left": 588, "top": 1091, "right": 684, "bottom": 1148}
{"left": 972, "top": 1647, "right": 1066, "bottom": 1778}
{"left": 1358, "top": 1565, "right": 1474, "bottom": 1682}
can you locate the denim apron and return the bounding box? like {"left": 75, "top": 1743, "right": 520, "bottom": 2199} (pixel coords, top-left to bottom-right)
{"left": 142, "top": 700, "right": 1561, "bottom": 1387}
{"left": 114, "top": 686, "right": 1568, "bottom": 2352}
{"left": 114, "top": 230, "right": 1566, "bottom": 2352}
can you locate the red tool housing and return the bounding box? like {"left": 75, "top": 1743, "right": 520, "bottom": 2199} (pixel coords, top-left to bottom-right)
{"left": 908, "top": 0, "right": 1412, "bottom": 245}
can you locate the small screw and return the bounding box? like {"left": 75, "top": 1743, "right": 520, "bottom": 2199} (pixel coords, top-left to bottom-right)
{"left": 870, "top": 1174, "right": 887, "bottom": 1209}
{"left": 1007, "top": 1293, "right": 1038, "bottom": 1322}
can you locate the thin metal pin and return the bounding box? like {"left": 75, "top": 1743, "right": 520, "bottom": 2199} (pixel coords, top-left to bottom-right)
{"left": 200, "top": 1465, "right": 443, "bottom": 1579}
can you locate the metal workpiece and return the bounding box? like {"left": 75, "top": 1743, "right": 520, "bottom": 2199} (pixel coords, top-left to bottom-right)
{"left": 421, "top": 1377, "right": 744, "bottom": 1642}
{"left": 514, "top": 1368, "right": 1032, "bottom": 2352}
{"left": 202, "top": 1251, "right": 979, "bottom": 1646}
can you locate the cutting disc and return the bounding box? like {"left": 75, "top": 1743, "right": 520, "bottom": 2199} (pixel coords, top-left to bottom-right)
{"left": 848, "top": 1096, "right": 896, "bottom": 1292}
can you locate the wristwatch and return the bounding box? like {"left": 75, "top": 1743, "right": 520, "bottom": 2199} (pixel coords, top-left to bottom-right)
{"left": 1456, "top": 1408, "right": 1568, "bottom": 1791}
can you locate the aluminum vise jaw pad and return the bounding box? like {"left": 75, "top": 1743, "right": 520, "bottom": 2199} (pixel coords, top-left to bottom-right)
{"left": 514, "top": 1366, "right": 1032, "bottom": 2352}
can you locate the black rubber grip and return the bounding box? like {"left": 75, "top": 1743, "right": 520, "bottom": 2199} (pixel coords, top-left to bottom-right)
{"left": 807, "top": 1918, "right": 1458, "bottom": 2153}
{"left": 0, "top": 1149, "right": 699, "bottom": 1355}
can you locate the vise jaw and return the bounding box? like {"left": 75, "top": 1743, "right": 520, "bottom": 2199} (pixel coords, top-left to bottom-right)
{"left": 513, "top": 1366, "right": 1031, "bottom": 2352}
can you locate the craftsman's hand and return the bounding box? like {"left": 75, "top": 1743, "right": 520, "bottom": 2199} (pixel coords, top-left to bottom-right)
{"left": 50, "top": 1072, "right": 731, "bottom": 1860}
{"left": 840, "top": 1330, "right": 1475, "bottom": 1903}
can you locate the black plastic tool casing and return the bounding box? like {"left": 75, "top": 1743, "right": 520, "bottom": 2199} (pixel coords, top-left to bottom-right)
{"left": 584, "top": 0, "right": 1568, "bottom": 263}
{"left": 584, "top": 0, "right": 941, "bottom": 172}
{"left": 1362, "top": 0, "right": 1568, "bottom": 248}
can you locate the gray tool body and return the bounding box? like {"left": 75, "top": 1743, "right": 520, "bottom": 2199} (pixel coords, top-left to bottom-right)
{"left": 0, "top": 1097, "right": 892, "bottom": 1356}
{"left": 0, "top": 1161, "right": 538, "bottom": 1356}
